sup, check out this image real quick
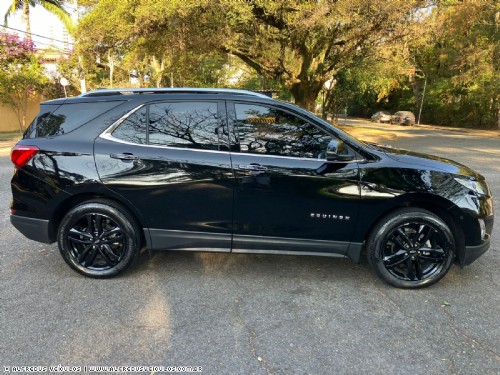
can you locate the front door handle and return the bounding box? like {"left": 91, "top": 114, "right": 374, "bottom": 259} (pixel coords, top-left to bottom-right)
{"left": 110, "top": 153, "right": 139, "bottom": 161}
{"left": 238, "top": 163, "right": 268, "bottom": 171}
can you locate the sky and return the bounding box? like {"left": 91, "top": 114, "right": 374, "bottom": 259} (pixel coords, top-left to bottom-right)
{"left": 0, "top": 0, "right": 73, "bottom": 53}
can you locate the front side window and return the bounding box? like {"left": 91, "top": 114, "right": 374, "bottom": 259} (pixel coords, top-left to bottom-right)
{"left": 234, "top": 104, "right": 331, "bottom": 158}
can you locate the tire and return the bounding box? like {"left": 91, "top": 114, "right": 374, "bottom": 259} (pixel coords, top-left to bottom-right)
{"left": 367, "top": 208, "right": 455, "bottom": 288}
{"left": 57, "top": 200, "right": 141, "bottom": 278}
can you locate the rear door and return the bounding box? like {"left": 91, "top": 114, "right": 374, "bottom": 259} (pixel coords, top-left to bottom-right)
{"left": 94, "top": 100, "right": 234, "bottom": 251}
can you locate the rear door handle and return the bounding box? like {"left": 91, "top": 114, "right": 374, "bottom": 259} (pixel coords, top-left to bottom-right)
{"left": 238, "top": 164, "right": 268, "bottom": 171}
{"left": 110, "top": 153, "right": 139, "bottom": 161}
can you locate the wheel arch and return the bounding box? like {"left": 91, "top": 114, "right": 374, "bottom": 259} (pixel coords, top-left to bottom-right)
{"left": 48, "top": 191, "right": 148, "bottom": 248}
{"left": 358, "top": 195, "right": 465, "bottom": 261}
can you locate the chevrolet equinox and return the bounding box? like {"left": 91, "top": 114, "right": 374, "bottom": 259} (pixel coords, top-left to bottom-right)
{"left": 10, "top": 88, "right": 494, "bottom": 288}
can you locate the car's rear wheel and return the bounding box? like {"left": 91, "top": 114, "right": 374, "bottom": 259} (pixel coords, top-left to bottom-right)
{"left": 57, "top": 200, "right": 141, "bottom": 278}
{"left": 367, "top": 208, "right": 455, "bottom": 288}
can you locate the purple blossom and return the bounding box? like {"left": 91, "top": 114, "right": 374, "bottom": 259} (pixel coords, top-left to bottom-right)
{"left": 0, "top": 32, "right": 37, "bottom": 64}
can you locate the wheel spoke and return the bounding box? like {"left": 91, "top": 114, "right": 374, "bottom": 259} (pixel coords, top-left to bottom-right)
{"left": 416, "top": 225, "right": 434, "bottom": 247}
{"left": 100, "top": 235, "right": 124, "bottom": 245}
{"left": 83, "top": 246, "right": 99, "bottom": 267}
{"left": 94, "top": 215, "right": 103, "bottom": 235}
{"left": 396, "top": 228, "right": 413, "bottom": 248}
{"left": 99, "top": 245, "right": 119, "bottom": 266}
{"left": 414, "top": 257, "right": 423, "bottom": 280}
{"left": 383, "top": 250, "right": 409, "bottom": 269}
{"left": 100, "top": 226, "right": 121, "bottom": 239}
{"left": 417, "top": 248, "right": 445, "bottom": 263}
{"left": 68, "top": 228, "right": 93, "bottom": 244}
{"left": 406, "top": 257, "right": 417, "bottom": 281}
{"left": 77, "top": 244, "right": 93, "bottom": 264}
{"left": 86, "top": 214, "right": 93, "bottom": 233}
{"left": 389, "top": 234, "right": 408, "bottom": 251}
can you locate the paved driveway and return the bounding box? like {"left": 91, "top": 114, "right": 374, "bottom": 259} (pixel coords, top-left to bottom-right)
{"left": 0, "top": 122, "right": 498, "bottom": 374}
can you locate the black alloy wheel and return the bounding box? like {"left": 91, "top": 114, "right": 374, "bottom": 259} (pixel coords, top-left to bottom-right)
{"left": 367, "top": 208, "right": 455, "bottom": 288}
{"left": 58, "top": 200, "right": 140, "bottom": 278}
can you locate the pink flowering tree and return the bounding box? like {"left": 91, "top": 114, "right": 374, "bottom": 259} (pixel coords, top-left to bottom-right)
{"left": 0, "top": 32, "right": 48, "bottom": 133}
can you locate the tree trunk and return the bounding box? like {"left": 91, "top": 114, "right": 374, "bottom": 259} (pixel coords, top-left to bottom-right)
{"left": 151, "top": 55, "right": 165, "bottom": 87}
{"left": 290, "top": 81, "right": 323, "bottom": 113}
{"left": 23, "top": 1, "right": 31, "bottom": 38}
{"left": 108, "top": 51, "right": 114, "bottom": 88}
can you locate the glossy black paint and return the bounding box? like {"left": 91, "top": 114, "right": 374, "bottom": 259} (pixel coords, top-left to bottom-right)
{"left": 10, "top": 90, "right": 493, "bottom": 269}
{"left": 94, "top": 138, "right": 234, "bottom": 242}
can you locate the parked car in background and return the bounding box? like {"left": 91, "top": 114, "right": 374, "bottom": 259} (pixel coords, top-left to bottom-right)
{"left": 371, "top": 111, "right": 392, "bottom": 123}
{"left": 9, "top": 88, "right": 493, "bottom": 288}
{"left": 391, "top": 111, "right": 416, "bottom": 125}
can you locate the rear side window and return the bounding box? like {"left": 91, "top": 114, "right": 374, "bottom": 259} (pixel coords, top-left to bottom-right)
{"left": 27, "top": 101, "right": 122, "bottom": 138}
{"left": 24, "top": 104, "right": 59, "bottom": 138}
{"left": 111, "top": 107, "right": 147, "bottom": 144}
{"left": 111, "top": 101, "right": 226, "bottom": 151}
{"left": 148, "top": 102, "right": 220, "bottom": 150}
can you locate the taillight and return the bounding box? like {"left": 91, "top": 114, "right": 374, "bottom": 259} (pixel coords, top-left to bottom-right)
{"left": 11, "top": 145, "right": 39, "bottom": 168}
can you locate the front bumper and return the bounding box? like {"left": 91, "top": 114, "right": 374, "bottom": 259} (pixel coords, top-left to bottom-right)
{"left": 460, "top": 234, "right": 491, "bottom": 266}
{"left": 10, "top": 214, "right": 53, "bottom": 244}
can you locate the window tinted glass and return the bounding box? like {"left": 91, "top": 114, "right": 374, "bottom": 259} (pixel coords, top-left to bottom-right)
{"left": 35, "top": 101, "right": 121, "bottom": 137}
{"left": 235, "top": 104, "right": 331, "bottom": 158}
{"left": 24, "top": 104, "right": 59, "bottom": 138}
{"left": 112, "top": 107, "right": 147, "bottom": 144}
{"left": 148, "top": 102, "right": 221, "bottom": 150}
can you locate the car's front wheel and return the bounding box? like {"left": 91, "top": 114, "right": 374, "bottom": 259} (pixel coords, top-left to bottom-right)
{"left": 367, "top": 208, "right": 455, "bottom": 288}
{"left": 57, "top": 200, "right": 141, "bottom": 278}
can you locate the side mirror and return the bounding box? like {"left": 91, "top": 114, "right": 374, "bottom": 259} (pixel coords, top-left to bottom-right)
{"left": 326, "top": 139, "right": 354, "bottom": 162}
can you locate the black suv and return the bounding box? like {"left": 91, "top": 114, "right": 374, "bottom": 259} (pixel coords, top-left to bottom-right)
{"left": 10, "top": 88, "right": 493, "bottom": 288}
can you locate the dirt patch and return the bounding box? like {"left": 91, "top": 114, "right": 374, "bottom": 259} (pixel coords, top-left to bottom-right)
{"left": 338, "top": 125, "right": 399, "bottom": 144}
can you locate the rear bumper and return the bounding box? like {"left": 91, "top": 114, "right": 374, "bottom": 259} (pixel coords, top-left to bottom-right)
{"left": 460, "top": 234, "right": 491, "bottom": 266}
{"left": 10, "top": 214, "right": 53, "bottom": 244}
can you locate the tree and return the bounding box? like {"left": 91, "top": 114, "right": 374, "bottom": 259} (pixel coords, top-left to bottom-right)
{"left": 4, "top": 0, "right": 73, "bottom": 36}
{"left": 74, "top": 0, "right": 231, "bottom": 89}
{"left": 406, "top": 0, "right": 499, "bottom": 128}
{"left": 175, "top": 0, "right": 424, "bottom": 111}
{"left": 75, "top": 0, "right": 423, "bottom": 110}
{"left": 0, "top": 32, "right": 48, "bottom": 133}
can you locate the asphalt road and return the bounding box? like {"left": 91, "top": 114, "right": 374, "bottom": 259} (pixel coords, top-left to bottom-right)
{"left": 0, "top": 122, "right": 498, "bottom": 375}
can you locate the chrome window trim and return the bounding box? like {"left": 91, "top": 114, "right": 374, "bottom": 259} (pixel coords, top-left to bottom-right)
{"left": 99, "top": 103, "right": 363, "bottom": 162}
{"left": 100, "top": 104, "right": 145, "bottom": 136}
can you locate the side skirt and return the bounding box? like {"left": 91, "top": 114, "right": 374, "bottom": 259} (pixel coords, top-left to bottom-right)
{"left": 145, "top": 228, "right": 364, "bottom": 263}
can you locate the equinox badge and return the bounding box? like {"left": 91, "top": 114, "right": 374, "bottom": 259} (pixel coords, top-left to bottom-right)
{"left": 310, "top": 213, "right": 350, "bottom": 220}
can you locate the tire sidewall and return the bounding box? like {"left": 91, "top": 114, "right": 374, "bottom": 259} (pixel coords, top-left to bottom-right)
{"left": 58, "top": 202, "right": 140, "bottom": 278}
{"left": 368, "top": 210, "right": 455, "bottom": 288}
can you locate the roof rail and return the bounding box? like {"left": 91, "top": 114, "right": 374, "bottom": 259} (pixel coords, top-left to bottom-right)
{"left": 80, "top": 88, "right": 271, "bottom": 99}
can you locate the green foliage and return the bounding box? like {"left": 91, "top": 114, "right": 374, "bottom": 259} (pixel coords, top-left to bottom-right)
{"left": 0, "top": 32, "right": 49, "bottom": 132}
{"left": 72, "top": 0, "right": 498, "bottom": 128}
{"left": 75, "top": 0, "right": 422, "bottom": 110}
{"left": 75, "top": 0, "right": 231, "bottom": 89}
{"left": 412, "top": 1, "right": 499, "bottom": 128}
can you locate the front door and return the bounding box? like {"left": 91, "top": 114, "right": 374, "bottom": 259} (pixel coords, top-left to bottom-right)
{"left": 227, "top": 102, "right": 360, "bottom": 255}
{"left": 94, "top": 100, "right": 234, "bottom": 251}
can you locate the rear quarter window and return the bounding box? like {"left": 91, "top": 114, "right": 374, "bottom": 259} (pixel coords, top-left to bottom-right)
{"left": 25, "top": 101, "right": 123, "bottom": 138}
